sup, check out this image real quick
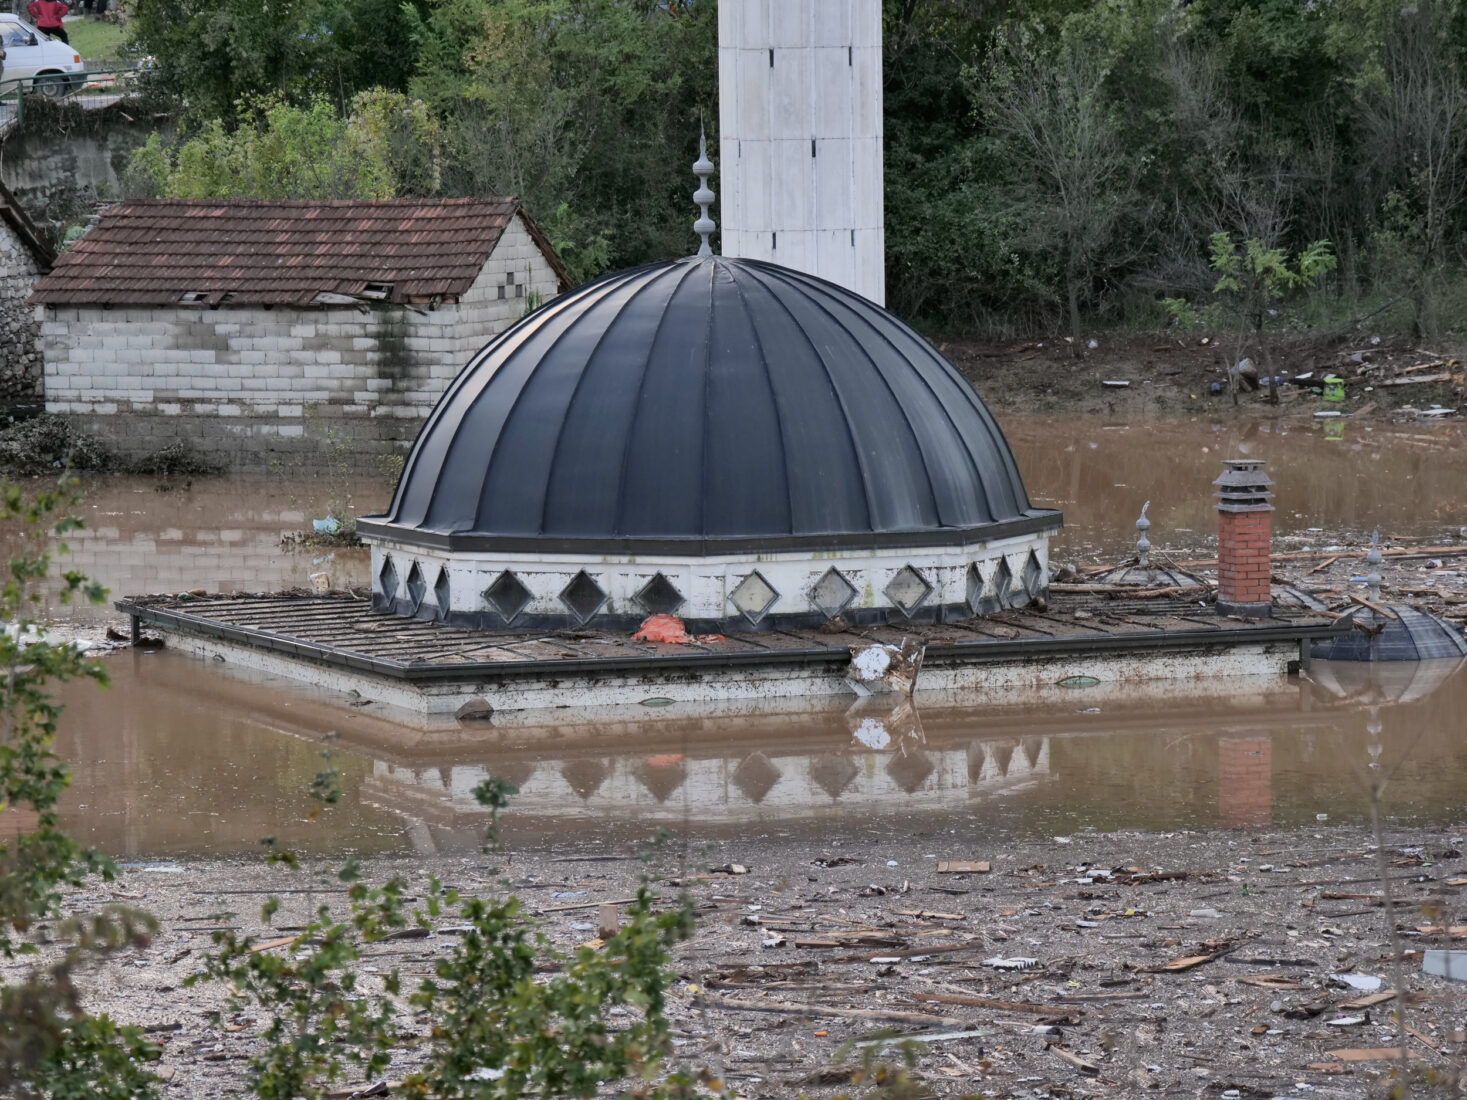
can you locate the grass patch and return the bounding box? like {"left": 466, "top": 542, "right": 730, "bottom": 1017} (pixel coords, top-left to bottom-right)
{"left": 65, "top": 18, "right": 131, "bottom": 68}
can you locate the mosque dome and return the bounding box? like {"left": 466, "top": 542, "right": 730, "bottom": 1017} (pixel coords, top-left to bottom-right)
{"left": 363, "top": 256, "right": 1052, "bottom": 550}
{"left": 358, "top": 255, "right": 1061, "bottom": 631}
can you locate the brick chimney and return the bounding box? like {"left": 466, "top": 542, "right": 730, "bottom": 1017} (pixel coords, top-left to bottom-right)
{"left": 1214, "top": 459, "right": 1274, "bottom": 618}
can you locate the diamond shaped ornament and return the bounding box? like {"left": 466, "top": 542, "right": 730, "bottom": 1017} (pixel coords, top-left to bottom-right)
{"left": 483, "top": 570, "right": 533, "bottom": 623}
{"left": 433, "top": 566, "right": 451, "bottom": 617}
{"left": 559, "top": 570, "right": 607, "bottom": 625}
{"left": 989, "top": 557, "right": 1014, "bottom": 606}
{"left": 635, "top": 572, "right": 685, "bottom": 616}
{"left": 965, "top": 562, "right": 985, "bottom": 614}
{"left": 730, "top": 571, "right": 779, "bottom": 625}
{"left": 377, "top": 555, "right": 399, "bottom": 603}
{"left": 884, "top": 565, "right": 932, "bottom": 617}
{"left": 405, "top": 561, "right": 427, "bottom": 613}
{"left": 1022, "top": 550, "right": 1045, "bottom": 599}
{"left": 810, "top": 567, "right": 857, "bottom": 619}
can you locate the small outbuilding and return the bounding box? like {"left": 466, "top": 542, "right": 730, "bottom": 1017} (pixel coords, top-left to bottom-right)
{"left": 29, "top": 198, "right": 569, "bottom": 470}
{"left": 0, "top": 179, "right": 53, "bottom": 406}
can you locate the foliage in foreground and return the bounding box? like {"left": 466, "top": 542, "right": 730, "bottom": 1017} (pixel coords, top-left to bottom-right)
{"left": 188, "top": 767, "right": 709, "bottom": 1100}
{"left": 0, "top": 478, "right": 160, "bottom": 1099}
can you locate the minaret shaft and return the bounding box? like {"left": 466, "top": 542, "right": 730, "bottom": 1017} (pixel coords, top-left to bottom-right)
{"left": 717, "top": 0, "right": 885, "bottom": 305}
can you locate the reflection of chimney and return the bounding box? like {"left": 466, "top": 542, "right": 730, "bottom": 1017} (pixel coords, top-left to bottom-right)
{"left": 1214, "top": 459, "right": 1274, "bottom": 618}
{"left": 1218, "top": 737, "right": 1272, "bottom": 828}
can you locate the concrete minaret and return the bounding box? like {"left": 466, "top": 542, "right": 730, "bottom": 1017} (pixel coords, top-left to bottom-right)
{"left": 718, "top": 0, "right": 885, "bottom": 306}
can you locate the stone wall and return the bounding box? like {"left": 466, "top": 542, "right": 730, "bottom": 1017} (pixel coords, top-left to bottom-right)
{"left": 0, "top": 218, "right": 43, "bottom": 403}
{"left": 40, "top": 216, "right": 560, "bottom": 471}
{"left": 1, "top": 124, "right": 168, "bottom": 228}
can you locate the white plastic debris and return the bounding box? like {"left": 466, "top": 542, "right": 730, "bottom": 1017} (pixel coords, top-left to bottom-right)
{"left": 1423, "top": 949, "right": 1467, "bottom": 980}
{"left": 982, "top": 956, "right": 1040, "bottom": 971}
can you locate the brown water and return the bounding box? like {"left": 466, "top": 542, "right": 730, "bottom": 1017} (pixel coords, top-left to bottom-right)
{"left": 41, "top": 474, "right": 383, "bottom": 620}
{"left": 1005, "top": 415, "right": 1467, "bottom": 559}
{"left": 54, "top": 648, "right": 1467, "bottom": 858}
{"left": 28, "top": 415, "right": 1467, "bottom": 857}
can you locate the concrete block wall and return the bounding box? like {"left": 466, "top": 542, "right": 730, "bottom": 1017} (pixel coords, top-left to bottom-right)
{"left": 718, "top": 0, "right": 885, "bottom": 305}
{"left": 39, "top": 216, "right": 561, "bottom": 471}
{"left": 0, "top": 221, "right": 44, "bottom": 403}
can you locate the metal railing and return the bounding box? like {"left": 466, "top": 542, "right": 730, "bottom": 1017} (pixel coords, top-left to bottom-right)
{"left": 0, "top": 67, "right": 142, "bottom": 130}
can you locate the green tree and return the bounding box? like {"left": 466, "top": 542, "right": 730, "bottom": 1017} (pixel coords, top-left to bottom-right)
{"left": 127, "top": 0, "right": 432, "bottom": 121}
{"left": 406, "top": 0, "right": 716, "bottom": 283}
{"left": 976, "top": 26, "right": 1146, "bottom": 349}
{"left": 0, "top": 478, "right": 160, "bottom": 1099}
{"left": 126, "top": 92, "right": 442, "bottom": 201}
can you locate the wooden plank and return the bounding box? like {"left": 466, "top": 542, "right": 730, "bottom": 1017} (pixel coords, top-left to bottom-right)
{"left": 937, "top": 861, "right": 990, "bottom": 874}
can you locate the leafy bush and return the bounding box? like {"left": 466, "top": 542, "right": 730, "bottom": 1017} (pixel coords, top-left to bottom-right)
{"left": 189, "top": 769, "right": 707, "bottom": 1100}
{"left": 0, "top": 477, "right": 161, "bottom": 1099}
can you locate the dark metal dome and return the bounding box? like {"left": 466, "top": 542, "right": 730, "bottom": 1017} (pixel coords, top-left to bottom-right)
{"left": 359, "top": 256, "right": 1059, "bottom": 552}
{"left": 1311, "top": 604, "right": 1467, "bottom": 662}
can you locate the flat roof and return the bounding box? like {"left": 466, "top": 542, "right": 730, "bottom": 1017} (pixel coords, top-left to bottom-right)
{"left": 118, "top": 591, "right": 1347, "bottom": 685}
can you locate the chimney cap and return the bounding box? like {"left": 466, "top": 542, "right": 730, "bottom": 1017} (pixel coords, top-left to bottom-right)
{"left": 1214, "top": 458, "right": 1274, "bottom": 512}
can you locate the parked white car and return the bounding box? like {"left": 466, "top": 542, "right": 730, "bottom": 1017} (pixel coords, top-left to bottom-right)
{"left": 0, "top": 14, "right": 86, "bottom": 97}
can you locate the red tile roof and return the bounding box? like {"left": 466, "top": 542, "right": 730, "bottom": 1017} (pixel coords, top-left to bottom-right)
{"left": 30, "top": 198, "right": 570, "bottom": 307}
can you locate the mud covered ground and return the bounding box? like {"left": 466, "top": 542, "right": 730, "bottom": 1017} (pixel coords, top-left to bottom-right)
{"left": 947, "top": 334, "right": 1466, "bottom": 421}
{"left": 28, "top": 822, "right": 1467, "bottom": 1099}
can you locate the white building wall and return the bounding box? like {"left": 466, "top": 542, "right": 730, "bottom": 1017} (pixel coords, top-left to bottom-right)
{"left": 37, "top": 215, "right": 561, "bottom": 469}
{"left": 368, "top": 531, "right": 1050, "bottom": 627}
{"left": 718, "top": 0, "right": 885, "bottom": 305}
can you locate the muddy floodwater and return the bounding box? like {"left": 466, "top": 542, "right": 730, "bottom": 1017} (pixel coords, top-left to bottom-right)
{"left": 55, "top": 647, "right": 1467, "bottom": 858}
{"left": 35, "top": 414, "right": 1467, "bottom": 858}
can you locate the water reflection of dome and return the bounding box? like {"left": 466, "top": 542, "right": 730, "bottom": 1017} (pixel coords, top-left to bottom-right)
{"left": 886, "top": 748, "right": 936, "bottom": 793}
{"left": 359, "top": 732, "right": 1054, "bottom": 828}
{"left": 635, "top": 756, "right": 688, "bottom": 803}
{"left": 359, "top": 253, "right": 1061, "bottom": 631}
{"left": 810, "top": 753, "right": 860, "bottom": 800}
{"left": 1309, "top": 656, "right": 1465, "bottom": 706}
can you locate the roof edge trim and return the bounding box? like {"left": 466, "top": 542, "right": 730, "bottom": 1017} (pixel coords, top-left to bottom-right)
{"left": 355, "top": 509, "right": 1064, "bottom": 556}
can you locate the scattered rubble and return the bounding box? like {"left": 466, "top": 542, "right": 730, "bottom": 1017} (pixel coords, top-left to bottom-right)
{"left": 40, "top": 823, "right": 1467, "bottom": 1098}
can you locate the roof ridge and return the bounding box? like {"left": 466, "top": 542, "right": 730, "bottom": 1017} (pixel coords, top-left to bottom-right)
{"left": 113, "top": 197, "right": 517, "bottom": 209}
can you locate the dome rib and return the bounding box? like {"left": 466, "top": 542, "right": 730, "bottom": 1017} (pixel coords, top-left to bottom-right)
{"left": 755, "top": 263, "right": 943, "bottom": 529}
{"left": 697, "top": 260, "right": 716, "bottom": 538}
{"left": 608, "top": 261, "right": 706, "bottom": 536}
{"left": 472, "top": 272, "right": 653, "bottom": 535}
{"left": 359, "top": 255, "right": 1062, "bottom": 553}
{"left": 785, "top": 264, "right": 1033, "bottom": 518}
{"left": 410, "top": 276, "right": 624, "bottom": 531}
{"left": 727, "top": 265, "right": 795, "bottom": 534}
{"left": 775, "top": 265, "right": 1016, "bottom": 523}
{"left": 541, "top": 262, "right": 689, "bottom": 537}
{"left": 732, "top": 262, "right": 878, "bottom": 532}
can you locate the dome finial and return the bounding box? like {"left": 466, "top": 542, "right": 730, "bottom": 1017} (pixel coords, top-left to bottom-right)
{"left": 693, "top": 120, "right": 716, "bottom": 258}
{"left": 1135, "top": 501, "right": 1151, "bottom": 570}
{"left": 1366, "top": 530, "right": 1382, "bottom": 604}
